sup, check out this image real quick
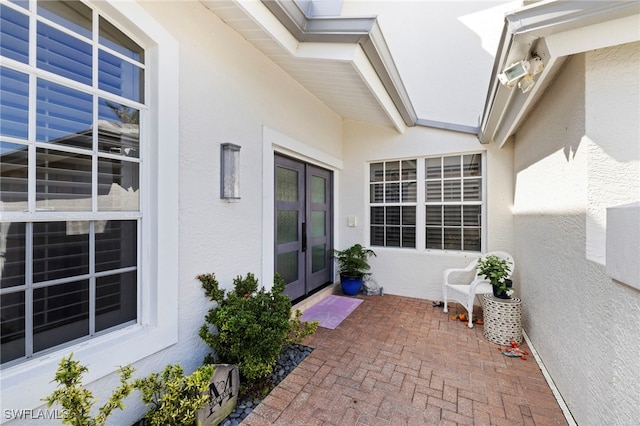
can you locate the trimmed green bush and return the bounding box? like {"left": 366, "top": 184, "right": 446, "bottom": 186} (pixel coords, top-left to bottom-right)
{"left": 198, "top": 273, "right": 295, "bottom": 383}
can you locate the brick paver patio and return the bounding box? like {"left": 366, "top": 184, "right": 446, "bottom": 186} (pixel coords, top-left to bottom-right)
{"left": 243, "top": 293, "right": 569, "bottom": 425}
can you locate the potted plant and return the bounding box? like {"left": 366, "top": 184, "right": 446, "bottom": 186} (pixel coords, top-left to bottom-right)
{"left": 477, "top": 254, "right": 513, "bottom": 299}
{"left": 330, "top": 244, "right": 376, "bottom": 296}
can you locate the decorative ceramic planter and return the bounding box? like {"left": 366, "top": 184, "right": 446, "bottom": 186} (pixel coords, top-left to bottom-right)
{"left": 340, "top": 275, "right": 363, "bottom": 296}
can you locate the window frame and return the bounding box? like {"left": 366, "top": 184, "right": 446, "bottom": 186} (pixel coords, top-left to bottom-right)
{"left": 1, "top": 0, "right": 179, "bottom": 413}
{"left": 368, "top": 153, "right": 486, "bottom": 253}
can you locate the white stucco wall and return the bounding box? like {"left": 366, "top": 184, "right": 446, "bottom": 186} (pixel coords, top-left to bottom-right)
{"left": 3, "top": 1, "right": 342, "bottom": 424}
{"left": 513, "top": 43, "right": 640, "bottom": 424}
{"left": 340, "top": 120, "right": 514, "bottom": 301}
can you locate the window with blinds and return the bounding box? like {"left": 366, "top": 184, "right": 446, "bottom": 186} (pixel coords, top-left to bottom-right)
{"left": 369, "top": 154, "right": 483, "bottom": 252}
{"left": 0, "top": 0, "right": 144, "bottom": 366}
{"left": 425, "top": 154, "right": 482, "bottom": 251}
{"left": 369, "top": 160, "right": 417, "bottom": 248}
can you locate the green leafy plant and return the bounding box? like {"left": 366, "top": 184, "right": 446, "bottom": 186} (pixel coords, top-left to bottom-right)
{"left": 198, "top": 273, "right": 293, "bottom": 383}
{"left": 331, "top": 243, "right": 376, "bottom": 278}
{"left": 133, "top": 364, "right": 215, "bottom": 426}
{"left": 287, "top": 309, "right": 319, "bottom": 345}
{"left": 44, "top": 354, "right": 134, "bottom": 426}
{"left": 477, "top": 254, "right": 513, "bottom": 294}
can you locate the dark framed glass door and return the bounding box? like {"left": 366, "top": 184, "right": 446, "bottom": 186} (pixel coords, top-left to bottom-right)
{"left": 275, "top": 155, "right": 333, "bottom": 300}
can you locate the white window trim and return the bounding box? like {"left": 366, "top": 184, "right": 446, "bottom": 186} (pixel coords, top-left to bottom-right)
{"left": 0, "top": 1, "right": 179, "bottom": 416}
{"left": 365, "top": 152, "right": 487, "bottom": 254}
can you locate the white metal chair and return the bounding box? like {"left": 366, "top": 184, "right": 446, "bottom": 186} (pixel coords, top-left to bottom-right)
{"left": 442, "top": 251, "right": 514, "bottom": 328}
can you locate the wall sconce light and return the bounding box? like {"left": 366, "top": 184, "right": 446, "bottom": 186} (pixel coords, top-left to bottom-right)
{"left": 220, "top": 143, "right": 241, "bottom": 202}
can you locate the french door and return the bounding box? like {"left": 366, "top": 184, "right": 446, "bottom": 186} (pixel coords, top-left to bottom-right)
{"left": 275, "top": 155, "right": 333, "bottom": 300}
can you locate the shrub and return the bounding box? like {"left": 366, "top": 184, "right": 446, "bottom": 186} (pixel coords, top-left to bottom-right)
{"left": 44, "top": 354, "right": 134, "bottom": 426}
{"left": 45, "top": 355, "right": 214, "bottom": 426}
{"left": 198, "top": 273, "right": 295, "bottom": 383}
{"left": 133, "top": 364, "right": 215, "bottom": 426}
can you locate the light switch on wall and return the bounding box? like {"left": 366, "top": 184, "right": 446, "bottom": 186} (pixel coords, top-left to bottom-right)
{"left": 348, "top": 216, "right": 357, "bottom": 227}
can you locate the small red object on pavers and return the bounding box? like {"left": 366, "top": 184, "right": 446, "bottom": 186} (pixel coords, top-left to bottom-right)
{"left": 500, "top": 339, "right": 528, "bottom": 360}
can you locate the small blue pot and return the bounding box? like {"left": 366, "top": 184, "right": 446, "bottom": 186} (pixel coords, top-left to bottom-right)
{"left": 340, "top": 275, "right": 363, "bottom": 296}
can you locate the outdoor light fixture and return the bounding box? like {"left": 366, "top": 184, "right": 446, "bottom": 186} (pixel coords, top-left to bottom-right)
{"left": 498, "top": 60, "right": 531, "bottom": 87}
{"left": 220, "top": 143, "right": 241, "bottom": 201}
{"left": 498, "top": 55, "right": 545, "bottom": 93}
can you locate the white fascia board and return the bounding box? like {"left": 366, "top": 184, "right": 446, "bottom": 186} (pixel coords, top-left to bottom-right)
{"left": 229, "top": 0, "right": 301, "bottom": 55}
{"left": 352, "top": 45, "right": 407, "bottom": 134}
{"left": 479, "top": 0, "right": 640, "bottom": 147}
{"left": 544, "top": 13, "right": 640, "bottom": 58}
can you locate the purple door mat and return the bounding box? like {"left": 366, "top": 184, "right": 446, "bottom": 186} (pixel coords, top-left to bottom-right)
{"left": 300, "top": 295, "right": 363, "bottom": 329}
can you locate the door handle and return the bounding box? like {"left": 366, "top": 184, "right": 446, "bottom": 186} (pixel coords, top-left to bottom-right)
{"left": 301, "top": 222, "right": 307, "bottom": 252}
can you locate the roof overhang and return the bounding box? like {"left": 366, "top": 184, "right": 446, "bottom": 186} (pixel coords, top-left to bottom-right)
{"left": 201, "top": 0, "right": 416, "bottom": 132}
{"left": 479, "top": 0, "right": 640, "bottom": 147}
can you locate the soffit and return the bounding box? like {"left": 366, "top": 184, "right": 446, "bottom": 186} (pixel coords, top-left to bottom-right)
{"left": 200, "top": 0, "right": 409, "bottom": 132}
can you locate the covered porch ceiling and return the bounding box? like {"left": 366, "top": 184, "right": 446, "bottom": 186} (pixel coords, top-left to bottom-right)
{"left": 200, "top": 0, "right": 417, "bottom": 133}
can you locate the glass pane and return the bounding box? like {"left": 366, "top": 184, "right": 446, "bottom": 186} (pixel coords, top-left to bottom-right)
{"left": 311, "top": 176, "right": 325, "bottom": 204}
{"left": 425, "top": 158, "right": 441, "bottom": 179}
{"left": 402, "top": 206, "right": 416, "bottom": 225}
{"left": 444, "top": 205, "right": 461, "bottom": 226}
{"left": 277, "top": 211, "right": 298, "bottom": 244}
{"left": 99, "top": 16, "right": 144, "bottom": 62}
{"left": 443, "top": 156, "right": 460, "bottom": 178}
{"left": 426, "top": 205, "right": 442, "bottom": 226}
{"left": 96, "top": 270, "right": 137, "bottom": 332}
{"left": 370, "top": 183, "right": 383, "bottom": 203}
{"left": 9, "top": 0, "right": 28, "bottom": 9}
{"left": 401, "top": 160, "right": 416, "bottom": 180}
{"left": 402, "top": 182, "right": 416, "bottom": 202}
{"left": 33, "top": 221, "right": 89, "bottom": 283}
{"left": 33, "top": 280, "right": 89, "bottom": 352}
{"left": 370, "top": 226, "right": 384, "bottom": 246}
{"left": 99, "top": 49, "right": 144, "bottom": 103}
{"left": 463, "top": 154, "right": 481, "bottom": 177}
{"left": 36, "top": 148, "right": 92, "bottom": 211}
{"left": 37, "top": 21, "right": 92, "bottom": 86}
{"left": 385, "top": 182, "right": 400, "bottom": 203}
{"left": 98, "top": 98, "right": 140, "bottom": 158}
{"left": 311, "top": 211, "right": 325, "bottom": 238}
{"left": 276, "top": 167, "right": 298, "bottom": 202}
{"left": 96, "top": 220, "right": 137, "bottom": 272}
{"left": 0, "top": 4, "right": 29, "bottom": 63}
{"left": 98, "top": 157, "right": 140, "bottom": 211}
{"left": 443, "top": 228, "right": 462, "bottom": 250}
{"left": 385, "top": 161, "right": 399, "bottom": 181}
{"left": 277, "top": 251, "right": 298, "bottom": 285}
{"left": 0, "top": 222, "right": 26, "bottom": 288}
{"left": 38, "top": 1, "right": 92, "bottom": 38}
{"left": 385, "top": 226, "right": 400, "bottom": 247}
{"left": 36, "top": 79, "right": 92, "bottom": 148}
{"left": 402, "top": 227, "right": 415, "bottom": 248}
{"left": 370, "top": 162, "right": 383, "bottom": 182}
{"left": 463, "top": 228, "right": 481, "bottom": 252}
{"left": 463, "top": 205, "right": 481, "bottom": 226}
{"left": 426, "top": 227, "right": 442, "bottom": 249}
{"left": 1, "top": 291, "right": 25, "bottom": 363}
{"left": 464, "top": 179, "right": 482, "bottom": 201}
{"left": 425, "top": 181, "right": 441, "bottom": 202}
{"left": 443, "top": 180, "right": 461, "bottom": 201}
{"left": 1, "top": 67, "right": 29, "bottom": 138}
{"left": 386, "top": 206, "right": 400, "bottom": 225}
{"left": 1, "top": 142, "right": 28, "bottom": 210}
{"left": 311, "top": 244, "right": 326, "bottom": 273}
{"left": 371, "top": 207, "right": 384, "bottom": 225}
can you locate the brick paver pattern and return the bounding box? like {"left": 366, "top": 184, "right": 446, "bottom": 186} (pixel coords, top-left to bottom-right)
{"left": 242, "top": 294, "right": 568, "bottom": 425}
